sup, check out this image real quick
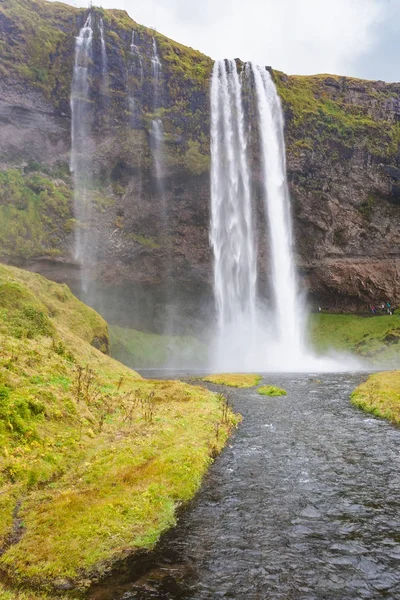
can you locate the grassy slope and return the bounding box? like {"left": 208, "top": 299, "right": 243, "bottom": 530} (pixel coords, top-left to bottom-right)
{"left": 0, "top": 265, "right": 237, "bottom": 595}
{"left": 110, "top": 325, "right": 207, "bottom": 368}
{"left": 351, "top": 371, "right": 400, "bottom": 425}
{"left": 309, "top": 313, "right": 400, "bottom": 365}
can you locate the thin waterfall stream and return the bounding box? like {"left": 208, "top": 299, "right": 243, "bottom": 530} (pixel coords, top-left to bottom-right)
{"left": 70, "top": 15, "right": 94, "bottom": 290}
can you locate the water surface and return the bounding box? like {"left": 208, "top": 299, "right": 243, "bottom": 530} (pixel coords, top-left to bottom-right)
{"left": 90, "top": 372, "right": 400, "bottom": 600}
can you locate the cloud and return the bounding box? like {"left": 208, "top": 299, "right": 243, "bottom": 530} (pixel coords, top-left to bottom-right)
{"left": 47, "top": 0, "right": 387, "bottom": 77}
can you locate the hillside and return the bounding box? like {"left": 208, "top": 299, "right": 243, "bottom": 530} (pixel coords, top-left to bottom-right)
{"left": 0, "top": 264, "right": 236, "bottom": 596}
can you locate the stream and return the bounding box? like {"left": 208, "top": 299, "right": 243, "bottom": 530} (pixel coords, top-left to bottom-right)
{"left": 90, "top": 372, "right": 400, "bottom": 600}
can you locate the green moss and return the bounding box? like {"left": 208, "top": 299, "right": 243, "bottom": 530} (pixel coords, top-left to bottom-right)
{"left": 274, "top": 71, "right": 400, "bottom": 158}
{"left": 0, "top": 264, "right": 238, "bottom": 594}
{"left": 203, "top": 374, "right": 263, "bottom": 388}
{"left": 127, "top": 233, "right": 160, "bottom": 249}
{"left": 258, "top": 385, "right": 287, "bottom": 397}
{"left": 309, "top": 313, "right": 400, "bottom": 364}
{"left": 351, "top": 370, "right": 400, "bottom": 424}
{"left": 0, "top": 0, "right": 78, "bottom": 109}
{"left": 183, "top": 139, "right": 210, "bottom": 175}
{"left": 0, "top": 169, "right": 73, "bottom": 259}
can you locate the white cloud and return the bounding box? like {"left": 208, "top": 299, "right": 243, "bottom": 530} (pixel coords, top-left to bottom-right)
{"left": 47, "top": 0, "right": 384, "bottom": 76}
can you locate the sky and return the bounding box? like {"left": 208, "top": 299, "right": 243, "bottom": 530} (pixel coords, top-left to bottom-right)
{"left": 48, "top": 0, "right": 400, "bottom": 81}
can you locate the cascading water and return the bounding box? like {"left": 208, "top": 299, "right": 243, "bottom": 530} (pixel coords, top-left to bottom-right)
{"left": 210, "top": 62, "right": 357, "bottom": 372}
{"left": 99, "top": 17, "right": 108, "bottom": 76}
{"left": 151, "top": 37, "right": 162, "bottom": 108}
{"left": 130, "top": 31, "right": 143, "bottom": 81}
{"left": 70, "top": 15, "right": 94, "bottom": 288}
{"left": 251, "top": 64, "right": 306, "bottom": 364}
{"left": 210, "top": 59, "right": 258, "bottom": 369}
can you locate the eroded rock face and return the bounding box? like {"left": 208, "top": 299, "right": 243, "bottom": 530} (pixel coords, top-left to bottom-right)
{"left": 1, "top": 0, "right": 400, "bottom": 333}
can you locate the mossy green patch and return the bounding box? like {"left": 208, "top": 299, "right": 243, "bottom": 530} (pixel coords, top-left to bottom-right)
{"left": 351, "top": 370, "right": 400, "bottom": 424}
{"left": 309, "top": 313, "right": 400, "bottom": 365}
{"left": 258, "top": 385, "right": 287, "bottom": 397}
{"left": 0, "top": 169, "right": 73, "bottom": 259}
{"left": 0, "top": 265, "right": 238, "bottom": 595}
{"left": 274, "top": 71, "right": 400, "bottom": 158}
{"left": 203, "top": 374, "right": 263, "bottom": 388}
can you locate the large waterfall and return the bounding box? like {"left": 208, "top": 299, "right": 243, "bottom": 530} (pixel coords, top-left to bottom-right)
{"left": 210, "top": 60, "right": 258, "bottom": 369}
{"left": 210, "top": 61, "right": 308, "bottom": 371}
{"left": 70, "top": 15, "right": 94, "bottom": 284}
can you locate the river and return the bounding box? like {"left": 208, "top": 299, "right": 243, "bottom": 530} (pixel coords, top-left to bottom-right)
{"left": 89, "top": 372, "right": 400, "bottom": 600}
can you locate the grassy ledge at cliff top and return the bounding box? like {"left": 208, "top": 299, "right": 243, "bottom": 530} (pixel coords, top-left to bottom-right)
{"left": 203, "top": 374, "right": 262, "bottom": 388}
{"left": 0, "top": 265, "right": 238, "bottom": 595}
{"left": 258, "top": 385, "right": 287, "bottom": 397}
{"left": 351, "top": 371, "right": 400, "bottom": 425}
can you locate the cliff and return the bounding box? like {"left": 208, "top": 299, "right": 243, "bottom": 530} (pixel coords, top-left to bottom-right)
{"left": 1, "top": 0, "right": 400, "bottom": 334}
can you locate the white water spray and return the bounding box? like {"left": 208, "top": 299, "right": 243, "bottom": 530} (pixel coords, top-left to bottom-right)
{"left": 210, "top": 59, "right": 258, "bottom": 369}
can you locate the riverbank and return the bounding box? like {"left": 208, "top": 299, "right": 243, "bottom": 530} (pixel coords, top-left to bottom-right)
{"left": 351, "top": 370, "right": 400, "bottom": 424}
{"left": 0, "top": 266, "right": 238, "bottom": 597}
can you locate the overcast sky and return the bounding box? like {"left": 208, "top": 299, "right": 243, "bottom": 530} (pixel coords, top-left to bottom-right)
{"left": 48, "top": 0, "right": 400, "bottom": 81}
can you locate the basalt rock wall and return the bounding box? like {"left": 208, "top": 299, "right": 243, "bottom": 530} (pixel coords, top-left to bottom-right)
{"left": 0, "top": 0, "right": 400, "bottom": 333}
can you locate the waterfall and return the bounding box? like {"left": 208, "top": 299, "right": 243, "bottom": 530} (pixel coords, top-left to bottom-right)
{"left": 251, "top": 64, "right": 306, "bottom": 363}
{"left": 130, "top": 31, "right": 143, "bottom": 81}
{"left": 209, "top": 61, "right": 318, "bottom": 371}
{"left": 70, "top": 15, "right": 94, "bottom": 284}
{"left": 99, "top": 17, "right": 108, "bottom": 75}
{"left": 210, "top": 59, "right": 258, "bottom": 369}
{"left": 151, "top": 37, "right": 162, "bottom": 109}
{"left": 150, "top": 38, "right": 164, "bottom": 192}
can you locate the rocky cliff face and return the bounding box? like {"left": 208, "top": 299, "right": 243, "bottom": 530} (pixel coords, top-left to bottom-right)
{"left": 0, "top": 0, "right": 399, "bottom": 334}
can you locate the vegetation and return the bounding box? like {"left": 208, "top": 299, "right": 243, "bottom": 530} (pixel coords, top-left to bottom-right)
{"left": 0, "top": 169, "right": 73, "bottom": 259}
{"left": 258, "top": 385, "right": 287, "bottom": 397}
{"left": 309, "top": 313, "right": 400, "bottom": 365}
{"left": 351, "top": 371, "right": 400, "bottom": 424}
{"left": 0, "top": 265, "right": 238, "bottom": 595}
{"left": 0, "top": 0, "right": 77, "bottom": 110}
{"left": 203, "top": 374, "right": 263, "bottom": 388}
{"left": 274, "top": 71, "right": 400, "bottom": 158}
{"left": 110, "top": 325, "right": 207, "bottom": 368}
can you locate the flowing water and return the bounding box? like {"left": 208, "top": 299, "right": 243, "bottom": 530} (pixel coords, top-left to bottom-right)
{"left": 70, "top": 15, "right": 94, "bottom": 286}
{"left": 88, "top": 372, "right": 400, "bottom": 600}
{"left": 209, "top": 63, "right": 356, "bottom": 372}
{"left": 99, "top": 17, "right": 108, "bottom": 77}
{"left": 210, "top": 60, "right": 258, "bottom": 369}
{"left": 251, "top": 65, "right": 306, "bottom": 363}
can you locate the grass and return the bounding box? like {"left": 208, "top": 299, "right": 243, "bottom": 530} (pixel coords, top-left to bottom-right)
{"left": 110, "top": 325, "right": 207, "bottom": 369}
{"left": 351, "top": 371, "right": 400, "bottom": 424}
{"left": 203, "top": 374, "right": 262, "bottom": 388}
{"left": 0, "top": 582, "right": 69, "bottom": 600}
{"left": 0, "top": 264, "right": 238, "bottom": 595}
{"left": 309, "top": 313, "right": 400, "bottom": 365}
{"left": 258, "top": 385, "right": 287, "bottom": 397}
